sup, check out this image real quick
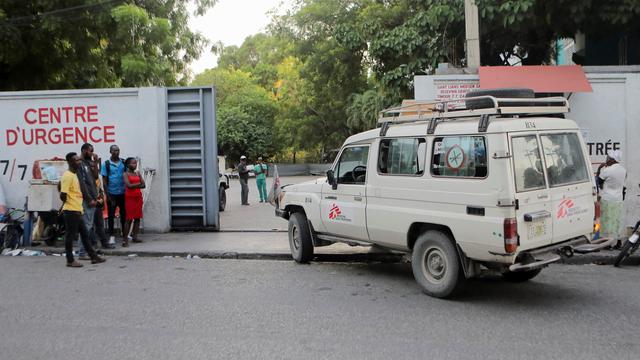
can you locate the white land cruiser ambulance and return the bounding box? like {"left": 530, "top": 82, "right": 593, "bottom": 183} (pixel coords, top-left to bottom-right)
{"left": 275, "top": 88, "right": 615, "bottom": 298}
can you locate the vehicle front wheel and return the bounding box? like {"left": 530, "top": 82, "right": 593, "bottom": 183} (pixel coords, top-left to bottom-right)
{"left": 288, "top": 212, "right": 314, "bottom": 263}
{"left": 502, "top": 269, "right": 542, "bottom": 282}
{"left": 411, "top": 231, "right": 464, "bottom": 298}
{"left": 218, "top": 186, "right": 226, "bottom": 212}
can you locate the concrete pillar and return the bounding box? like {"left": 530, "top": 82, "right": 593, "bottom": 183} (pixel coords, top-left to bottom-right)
{"left": 464, "top": 0, "right": 481, "bottom": 68}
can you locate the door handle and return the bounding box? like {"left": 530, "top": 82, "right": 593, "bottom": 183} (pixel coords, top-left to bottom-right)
{"left": 537, "top": 194, "right": 548, "bottom": 199}
{"left": 354, "top": 196, "right": 362, "bottom": 201}
{"left": 524, "top": 210, "right": 551, "bottom": 222}
{"left": 324, "top": 195, "right": 337, "bottom": 200}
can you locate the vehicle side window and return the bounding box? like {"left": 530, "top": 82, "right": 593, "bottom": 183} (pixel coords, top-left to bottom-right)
{"left": 378, "top": 138, "right": 426, "bottom": 175}
{"left": 431, "top": 136, "right": 487, "bottom": 178}
{"left": 336, "top": 146, "right": 369, "bottom": 185}
{"left": 512, "top": 135, "right": 546, "bottom": 192}
{"left": 540, "top": 133, "right": 590, "bottom": 187}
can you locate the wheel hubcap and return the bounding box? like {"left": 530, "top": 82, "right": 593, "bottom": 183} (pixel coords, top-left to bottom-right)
{"left": 291, "top": 225, "right": 300, "bottom": 251}
{"left": 422, "top": 247, "right": 447, "bottom": 283}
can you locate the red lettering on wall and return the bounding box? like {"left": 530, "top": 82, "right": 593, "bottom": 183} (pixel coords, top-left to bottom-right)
{"left": 74, "top": 127, "right": 87, "bottom": 143}
{"left": 89, "top": 126, "right": 102, "bottom": 142}
{"left": 103, "top": 125, "right": 115, "bottom": 143}
{"left": 87, "top": 105, "right": 98, "bottom": 122}
{"left": 34, "top": 128, "right": 47, "bottom": 144}
{"left": 74, "top": 106, "right": 87, "bottom": 123}
{"left": 6, "top": 130, "right": 18, "bottom": 145}
{"left": 49, "top": 108, "right": 61, "bottom": 124}
{"left": 24, "top": 109, "right": 37, "bottom": 124}
{"left": 38, "top": 108, "right": 49, "bottom": 124}
{"left": 62, "top": 127, "right": 74, "bottom": 144}
{"left": 48, "top": 128, "right": 61, "bottom": 144}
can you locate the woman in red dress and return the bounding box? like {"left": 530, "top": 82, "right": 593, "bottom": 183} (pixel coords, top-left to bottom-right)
{"left": 122, "top": 157, "right": 145, "bottom": 247}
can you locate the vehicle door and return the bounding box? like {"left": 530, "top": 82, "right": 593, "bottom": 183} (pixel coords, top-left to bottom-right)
{"left": 320, "top": 145, "right": 370, "bottom": 241}
{"left": 539, "top": 132, "right": 595, "bottom": 241}
{"left": 510, "top": 133, "right": 553, "bottom": 249}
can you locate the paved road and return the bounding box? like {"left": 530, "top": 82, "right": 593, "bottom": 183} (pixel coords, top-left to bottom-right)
{"left": 220, "top": 176, "right": 317, "bottom": 231}
{"left": 1, "top": 257, "right": 639, "bottom": 360}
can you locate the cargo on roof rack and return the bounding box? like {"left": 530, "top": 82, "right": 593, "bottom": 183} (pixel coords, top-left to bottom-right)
{"left": 377, "top": 95, "right": 570, "bottom": 135}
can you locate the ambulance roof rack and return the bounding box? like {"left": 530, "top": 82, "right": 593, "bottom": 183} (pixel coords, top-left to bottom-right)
{"left": 377, "top": 96, "right": 570, "bottom": 135}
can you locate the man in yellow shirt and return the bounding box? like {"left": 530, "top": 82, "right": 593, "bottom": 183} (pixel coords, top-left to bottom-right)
{"left": 60, "top": 152, "right": 105, "bottom": 268}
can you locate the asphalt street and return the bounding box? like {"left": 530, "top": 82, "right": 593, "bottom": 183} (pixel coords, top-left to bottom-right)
{"left": 0, "top": 257, "right": 639, "bottom": 360}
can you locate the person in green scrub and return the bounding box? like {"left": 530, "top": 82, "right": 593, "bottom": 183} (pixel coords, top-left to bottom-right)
{"left": 254, "top": 157, "right": 269, "bottom": 203}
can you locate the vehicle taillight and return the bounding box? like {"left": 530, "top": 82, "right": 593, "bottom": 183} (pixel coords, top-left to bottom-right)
{"left": 504, "top": 217, "right": 518, "bottom": 253}
{"left": 594, "top": 201, "right": 601, "bottom": 234}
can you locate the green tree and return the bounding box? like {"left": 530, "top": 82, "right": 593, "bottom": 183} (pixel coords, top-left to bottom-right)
{"left": 0, "top": 0, "right": 216, "bottom": 90}
{"left": 271, "top": 0, "right": 369, "bottom": 153}
{"left": 192, "top": 67, "right": 278, "bottom": 162}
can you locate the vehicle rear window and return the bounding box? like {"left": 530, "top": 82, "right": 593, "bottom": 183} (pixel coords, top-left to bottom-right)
{"left": 512, "top": 135, "right": 546, "bottom": 192}
{"left": 431, "top": 136, "right": 487, "bottom": 178}
{"left": 540, "top": 133, "right": 590, "bottom": 187}
{"left": 378, "top": 138, "right": 426, "bottom": 176}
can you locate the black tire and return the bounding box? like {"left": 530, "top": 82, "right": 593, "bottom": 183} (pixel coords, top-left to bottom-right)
{"left": 1, "top": 225, "right": 22, "bottom": 250}
{"left": 465, "top": 88, "right": 534, "bottom": 109}
{"left": 288, "top": 212, "right": 314, "bottom": 263}
{"left": 411, "top": 231, "right": 465, "bottom": 298}
{"left": 218, "top": 186, "right": 226, "bottom": 212}
{"left": 502, "top": 269, "right": 542, "bottom": 282}
{"left": 614, "top": 241, "right": 638, "bottom": 267}
{"left": 41, "top": 225, "right": 57, "bottom": 246}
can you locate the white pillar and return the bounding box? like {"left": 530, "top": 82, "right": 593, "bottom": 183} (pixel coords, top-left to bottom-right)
{"left": 464, "top": 0, "right": 481, "bottom": 68}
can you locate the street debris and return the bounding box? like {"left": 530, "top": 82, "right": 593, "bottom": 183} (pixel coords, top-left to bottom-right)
{"left": 1, "top": 248, "right": 46, "bottom": 256}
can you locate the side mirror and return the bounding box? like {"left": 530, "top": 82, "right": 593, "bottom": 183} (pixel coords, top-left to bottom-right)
{"left": 326, "top": 170, "right": 337, "bottom": 190}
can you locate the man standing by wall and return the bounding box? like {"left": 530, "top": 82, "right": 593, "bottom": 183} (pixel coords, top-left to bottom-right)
{"left": 254, "top": 157, "right": 269, "bottom": 203}
{"left": 60, "top": 152, "right": 105, "bottom": 268}
{"left": 237, "top": 155, "right": 250, "bottom": 206}
{"left": 77, "top": 143, "right": 100, "bottom": 260}
{"left": 101, "top": 145, "right": 126, "bottom": 243}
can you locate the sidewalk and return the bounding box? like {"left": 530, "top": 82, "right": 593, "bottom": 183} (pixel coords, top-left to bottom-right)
{"left": 31, "top": 231, "right": 405, "bottom": 263}
{"left": 28, "top": 231, "right": 640, "bottom": 265}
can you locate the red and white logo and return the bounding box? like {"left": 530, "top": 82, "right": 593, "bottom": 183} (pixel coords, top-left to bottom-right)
{"left": 556, "top": 198, "right": 575, "bottom": 219}
{"left": 329, "top": 203, "right": 341, "bottom": 220}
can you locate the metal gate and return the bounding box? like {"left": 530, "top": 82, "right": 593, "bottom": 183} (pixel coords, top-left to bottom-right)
{"left": 166, "top": 87, "right": 219, "bottom": 229}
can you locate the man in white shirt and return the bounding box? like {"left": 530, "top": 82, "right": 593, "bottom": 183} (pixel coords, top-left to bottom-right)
{"left": 597, "top": 150, "right": 627, "bottom": 246}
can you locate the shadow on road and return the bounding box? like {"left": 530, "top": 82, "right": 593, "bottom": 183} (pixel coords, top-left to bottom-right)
{"left": 323, "top": 261, "right": 599, "bottom": 306}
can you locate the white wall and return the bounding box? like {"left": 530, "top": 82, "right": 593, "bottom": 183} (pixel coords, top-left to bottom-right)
{"left": 0, "top": 87, "right": 170, "bottom": 232}
{"left": 414, "top": 68, "right": 640, "bottom": 226}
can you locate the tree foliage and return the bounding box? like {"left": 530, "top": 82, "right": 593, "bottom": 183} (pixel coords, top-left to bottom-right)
{"left": 190, "top": 0, "right": 639, "bottom": 161}
{"left": 191, "top": 67, "right": 278, "bottom": 162}
{"left": 0, "top": 0, "right": 216, "bottom": 90}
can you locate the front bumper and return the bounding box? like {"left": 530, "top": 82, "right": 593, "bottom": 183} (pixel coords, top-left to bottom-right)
{"left": 509, "top": 236, "right": 617, "bottom": 272}
{"left": 275, "top": 208, "right": 288, "bottom": 219}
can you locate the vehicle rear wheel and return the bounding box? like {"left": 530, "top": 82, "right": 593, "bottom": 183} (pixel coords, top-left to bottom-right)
{"left": 411, "top": 231, "right": 464, "bottom": 298}
{"left": 218, "top": 186, "right": 226, "bottom": 212}
{"left": 502, "top": 269, "right": 542, "bottom": 282}
{"left": 288, "top": 212, "right": 314, "bottom": 263}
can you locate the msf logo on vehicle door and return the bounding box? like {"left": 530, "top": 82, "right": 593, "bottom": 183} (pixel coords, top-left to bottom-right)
{"left": 328, "top": 203, "right": 351, "bottom": 222}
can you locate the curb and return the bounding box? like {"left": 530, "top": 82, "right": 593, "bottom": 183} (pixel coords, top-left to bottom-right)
{"left": 28, "top": 246, "right": 406, "bottom": 263}
{"left": 24, "top": 247, "right": 639, "bottom": 266}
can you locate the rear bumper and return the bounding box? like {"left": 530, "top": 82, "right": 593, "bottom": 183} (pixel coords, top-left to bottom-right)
{"left": 509, "top": 236, "right": 616, "bottom": 272}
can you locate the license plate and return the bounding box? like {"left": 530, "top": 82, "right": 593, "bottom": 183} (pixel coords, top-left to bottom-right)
{"left": 527, "top": 222, "right": 547, "bottom": 238}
